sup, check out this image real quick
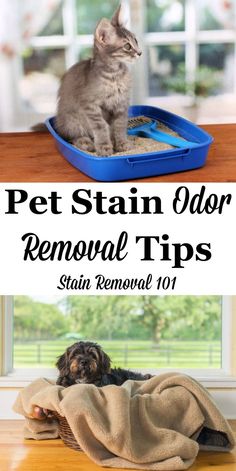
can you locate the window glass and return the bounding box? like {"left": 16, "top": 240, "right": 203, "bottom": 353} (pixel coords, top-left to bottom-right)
{"left": 38, "top": 4, "right": 64, "bottom": 36}
{"left": 20, "top": 48, "right": 66, "bottom": 113}
{"left": 199, "top": 43, "right": 234, "bottom": 94}
{"left": 146, "top": 0, "right": 185, "bottom": 32}
{"left": 14, "top": 295, "right": 222, "bottom": 370}
{"left": 148, "top": 44, "right": 185, "bottom": 96}
{"left": 79, "top": 46, "right": 93, "bottom": 61}
{"left": 198, "top": 0, "right": 236, "bottom": 30}
{"left": 76, "top": 0, "right": 118, "bottom": 34}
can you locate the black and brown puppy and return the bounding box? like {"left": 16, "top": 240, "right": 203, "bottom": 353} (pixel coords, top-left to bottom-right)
{"left": 56, "top": 341, "right": 152, "bottom": 387}
{"left": 32, "top": 341, "right": 152, "bottom": 420}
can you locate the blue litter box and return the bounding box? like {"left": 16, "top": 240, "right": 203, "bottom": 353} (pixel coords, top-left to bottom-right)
{"left": 45, "top": 105, "right": 213, "bottom": 182}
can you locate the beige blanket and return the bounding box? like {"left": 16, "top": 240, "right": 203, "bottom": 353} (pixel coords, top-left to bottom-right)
{"left": 13, "top": 373, "right": 235, "bottom": 471}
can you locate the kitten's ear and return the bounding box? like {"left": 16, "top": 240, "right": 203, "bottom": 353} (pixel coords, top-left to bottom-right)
{"left": 95, "top": 18, "right": 115, "bottom": 45}
{"left": 111, "top": 3, "right": 128, "bottom": 28}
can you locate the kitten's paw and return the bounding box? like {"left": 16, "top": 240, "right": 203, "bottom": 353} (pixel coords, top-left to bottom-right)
{"left": 96, "top": 144, "right": 113, "bottom": 157}
{"left": 115, "top": 140, "right": 132, "bottom": 153}
{"left": 74, "top": 137, "right": 95, "bottom": 152}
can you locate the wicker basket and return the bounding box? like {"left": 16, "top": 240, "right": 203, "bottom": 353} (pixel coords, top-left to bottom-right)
{"left": 52, "top": 411, "right": 82, "bottom": 451}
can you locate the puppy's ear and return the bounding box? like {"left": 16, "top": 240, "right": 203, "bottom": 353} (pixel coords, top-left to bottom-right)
{"left": 56, "top": 350, "right": 71, "bottom": 376}
{"left": 101, "top": 351, "right": 111, "bottom": 373}
{"left": 56, "top": 351, "right": 67, "bottom": 371}
{"left": 56, "top": 351, "right": 71, "bottom": 386}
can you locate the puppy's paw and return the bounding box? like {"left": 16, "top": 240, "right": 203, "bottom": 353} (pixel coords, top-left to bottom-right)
{"left": 31, "top": 406, "right": 51, "bottom": 420}
{"left": 144, "top": 374, "right": 153, "bottom": 380}
{"left": 74, "top": 137, "right": 95, "bottom": 153}
{"left": 115, "top": 140, "right": 132, "bottom": 153}
{"left": 96, "top": 143, "right": 113, "bottom": 157}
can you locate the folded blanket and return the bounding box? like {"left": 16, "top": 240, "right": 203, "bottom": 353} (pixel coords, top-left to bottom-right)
{"left": 13, "top": 373, "right": 235, "bottom": 471}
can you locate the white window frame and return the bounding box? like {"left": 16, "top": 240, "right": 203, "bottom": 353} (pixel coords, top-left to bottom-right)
{"left": 0, "top": 295, "right": 236, "bottom": 388}
{"left": 3, "top": 0, "right": 236, "bottom": 129}
{"left": 0, "top": 296, "right": 13, "bottom": 376}
{"left": 143, "top": 0, "right": 236, "bottom": 104}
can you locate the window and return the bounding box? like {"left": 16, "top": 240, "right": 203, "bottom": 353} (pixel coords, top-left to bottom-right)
{"left": 1, "top": 0, "right": 236, "bottom": 130}
{"left": 144, "top": 0, "right": 236, "bottom": 122}
{"left": 12, "top": 295, "right": 222, "bottom": 371}
{"left": 1, "top": 295, "right": 236, "bottom": 387}
{"left": 146, "top": 0, "right": 185, "bottom": 33}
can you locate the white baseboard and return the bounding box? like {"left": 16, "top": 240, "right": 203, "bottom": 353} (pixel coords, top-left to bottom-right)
{"left": 0, "top": 389, "right": 236, "bottom": 420}
{"left": 212, "top": 391, "right": 236, "bottom": 419}
{"left": 0, "top": 390, "right": 22, "bottom": 419}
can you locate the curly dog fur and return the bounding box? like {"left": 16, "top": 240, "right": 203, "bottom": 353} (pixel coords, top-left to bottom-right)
{"left": 56, "top": 341, "right": 152, "bottom": 387}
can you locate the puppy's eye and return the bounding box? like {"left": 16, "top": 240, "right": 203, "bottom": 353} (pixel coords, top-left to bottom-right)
{"left": 124, "top": 43, "right": 132, "bottom": 51}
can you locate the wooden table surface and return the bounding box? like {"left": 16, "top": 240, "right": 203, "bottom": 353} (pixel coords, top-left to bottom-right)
{"left": 0, "top": 124, "right": 235, "bottom": 182}
{"left": 1, "top": 420, "right": 236, "bottom": 471}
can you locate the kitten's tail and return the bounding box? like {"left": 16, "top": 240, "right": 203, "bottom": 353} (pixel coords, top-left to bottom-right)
{"left": 31, "top": 122, "right": 47, "bottom": 132}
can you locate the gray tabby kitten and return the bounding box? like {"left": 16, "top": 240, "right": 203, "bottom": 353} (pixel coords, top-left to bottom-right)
{"left": 56, "top": 4, "right": 142, "bottom": 157}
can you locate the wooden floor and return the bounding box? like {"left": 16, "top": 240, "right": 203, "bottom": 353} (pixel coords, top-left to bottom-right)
{"left": 0, "top": 123, "right": 236, "bottom": 182}
{"left": 0, "top": 421, "right": 235, "bottom": 471}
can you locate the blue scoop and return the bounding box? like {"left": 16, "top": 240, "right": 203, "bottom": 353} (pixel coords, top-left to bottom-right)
{"left": 128, "top": 118, "right": 199, "bottom": 149}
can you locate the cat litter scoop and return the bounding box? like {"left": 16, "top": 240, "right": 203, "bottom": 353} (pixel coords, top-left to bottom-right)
{"left": 128, "top": 116, "right": 199, "bottom": 149}
{"left": 45, "top": 105, "right": 213, "bottom": 182}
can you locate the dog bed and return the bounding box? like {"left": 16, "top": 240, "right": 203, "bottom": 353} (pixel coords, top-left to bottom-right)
{"left": 13, "top": 373, "right": 235, "bottom": 471}
{"left": 52, "top": 410, "right": 81, "bottom": 451}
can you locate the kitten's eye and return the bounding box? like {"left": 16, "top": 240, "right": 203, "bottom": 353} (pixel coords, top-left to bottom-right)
{"left": 124, "top": 43, "right": 132, "bottom": 51}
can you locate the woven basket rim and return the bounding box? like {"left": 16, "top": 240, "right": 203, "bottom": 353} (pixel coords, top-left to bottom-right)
{"left": 52, "top": 410, "right": 82, "bottom": 451}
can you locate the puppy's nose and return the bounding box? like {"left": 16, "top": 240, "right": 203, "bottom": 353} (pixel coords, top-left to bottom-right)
{"left": 137, "top": 51, "right": 142, "bottom": 56}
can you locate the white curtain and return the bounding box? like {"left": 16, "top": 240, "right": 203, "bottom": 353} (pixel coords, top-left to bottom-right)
{"left": 0, "top": 0, "right": 61, "bottom": 130}
{"left": 0, "top": 0, "right": 61, "bottom": 57}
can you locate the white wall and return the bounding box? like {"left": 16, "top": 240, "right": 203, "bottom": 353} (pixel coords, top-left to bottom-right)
{"left": 1, "top": 389, "right": 236, "bottom": 420}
